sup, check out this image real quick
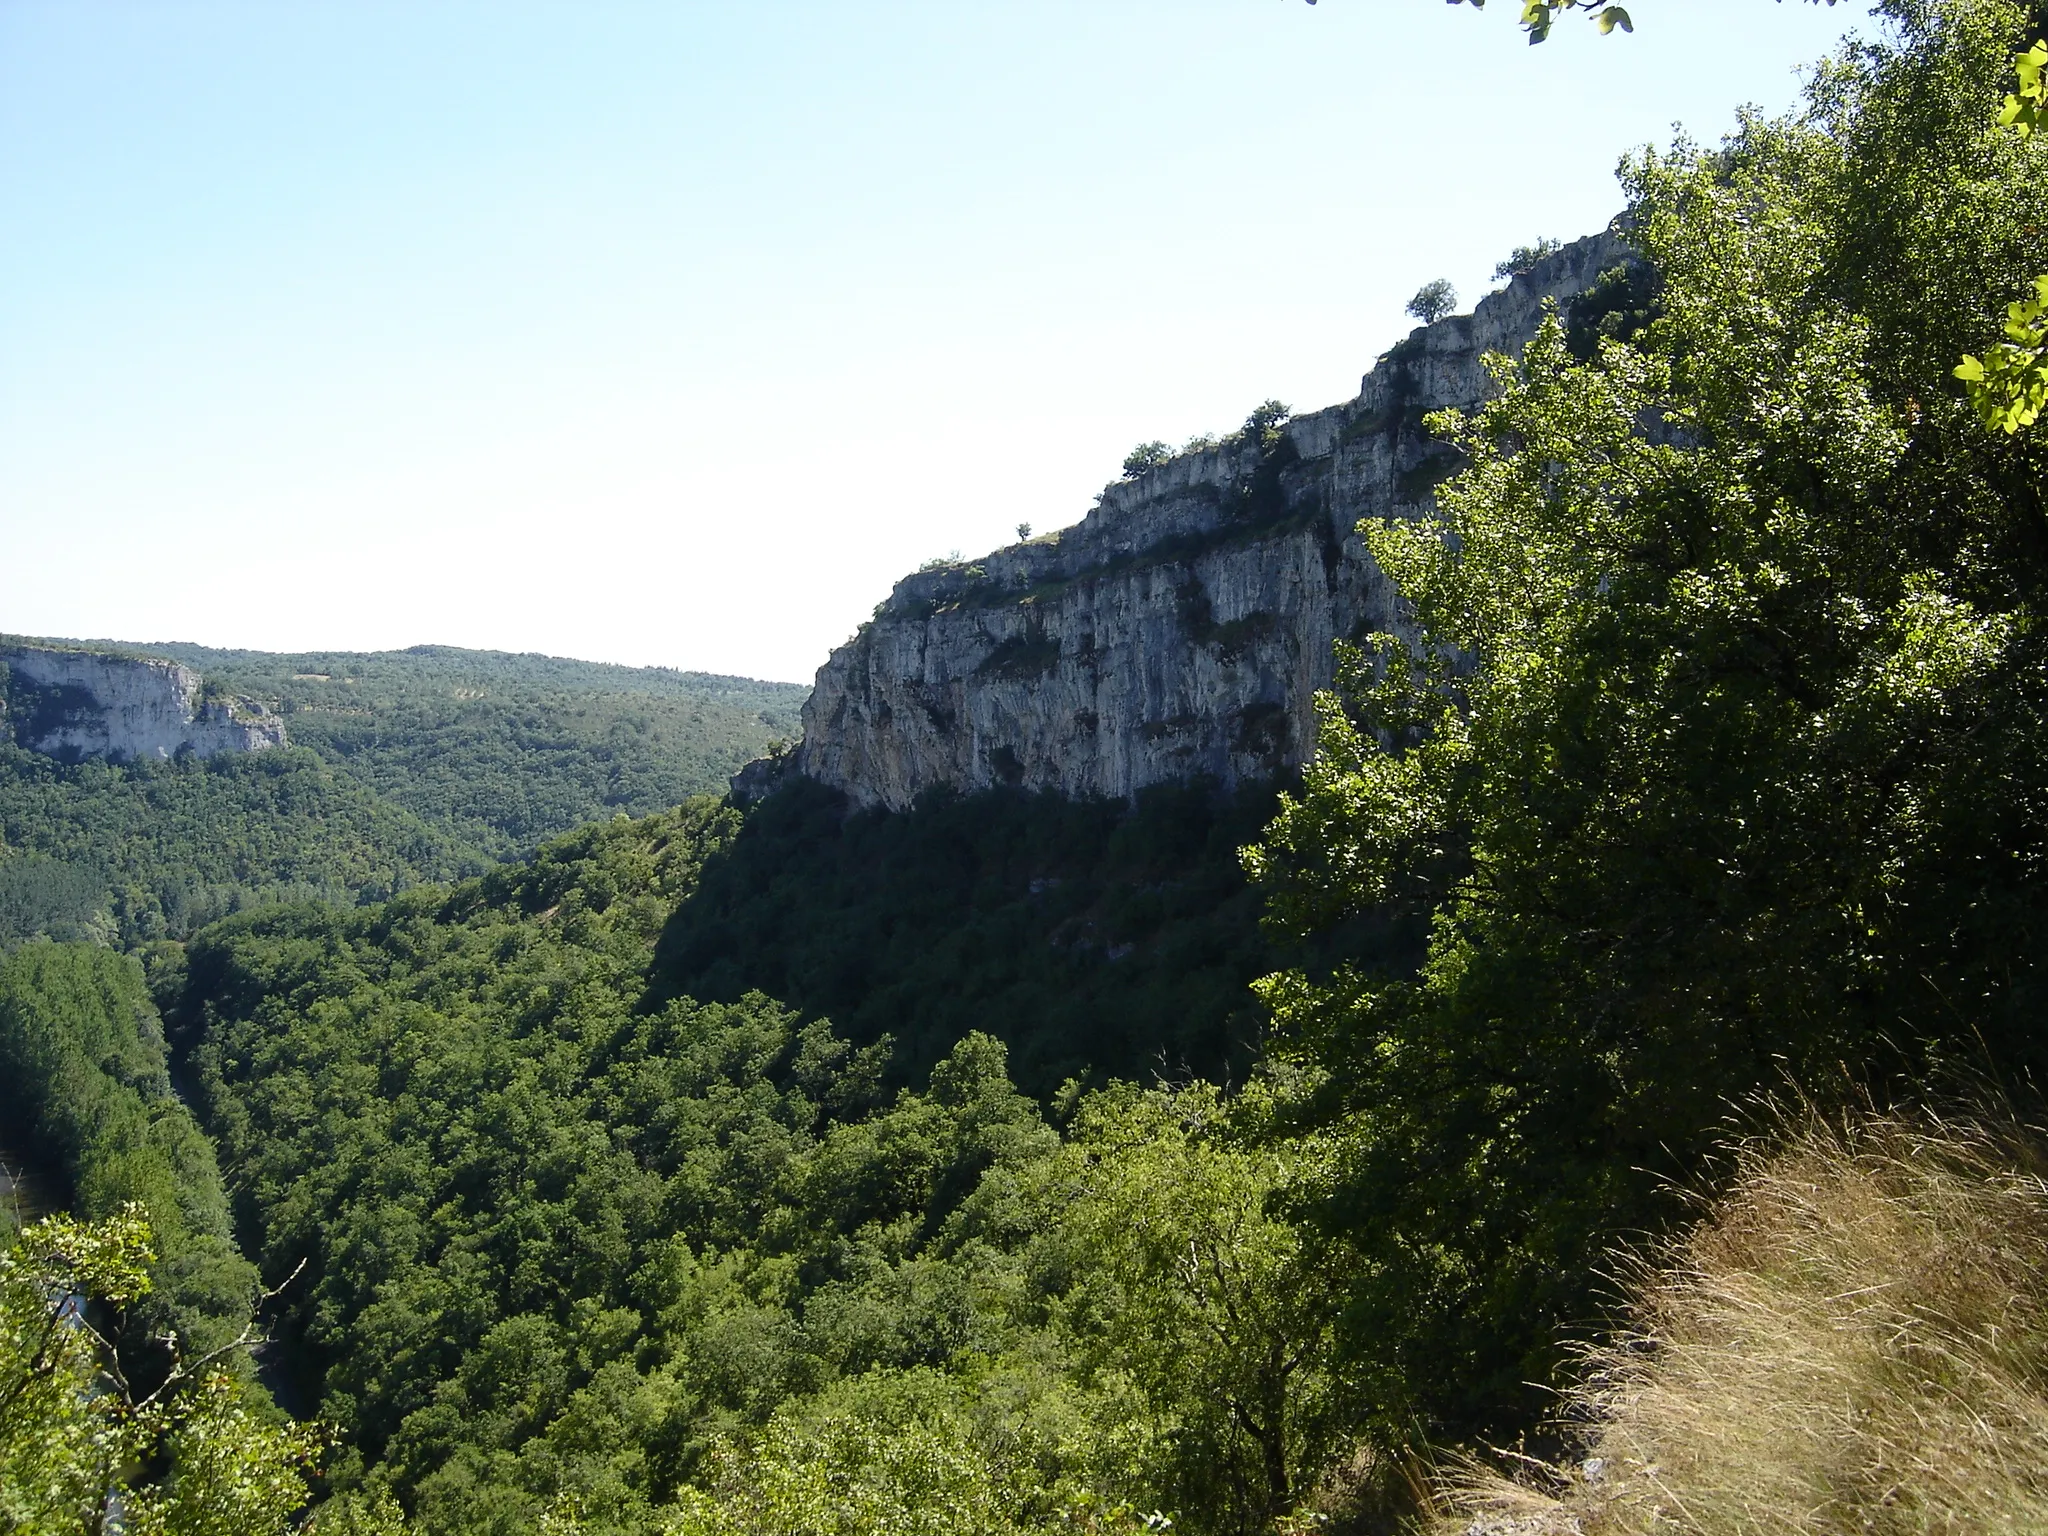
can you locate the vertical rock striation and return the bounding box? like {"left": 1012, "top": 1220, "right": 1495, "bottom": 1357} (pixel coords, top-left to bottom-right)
{"left": 0, "top": 644, "right": 287, "bottom": 762}
{"left": 779, "top": 231, "right": 1641, "bottom": 811}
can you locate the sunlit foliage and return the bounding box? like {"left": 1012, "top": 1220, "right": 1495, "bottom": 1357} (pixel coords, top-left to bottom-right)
{"left": 1249, "top": 0, "right": 2048, "bottom": 1442}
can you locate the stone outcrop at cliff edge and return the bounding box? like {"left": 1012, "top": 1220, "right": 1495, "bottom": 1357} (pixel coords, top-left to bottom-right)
{"left": 1, "top": 643, "right": 287, "bottom": 762}
{"left": 773, "top": 230, "right": 1641, "bottom": 811}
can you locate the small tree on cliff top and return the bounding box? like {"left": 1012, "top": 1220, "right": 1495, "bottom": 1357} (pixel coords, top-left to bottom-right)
{"left": 1405, "top": 279, "right": 1458, "bottom": 324}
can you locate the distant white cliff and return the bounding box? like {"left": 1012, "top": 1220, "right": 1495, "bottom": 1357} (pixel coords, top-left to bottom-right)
{"left": 0, "top": 644, "right": 286, "bottom": 762}
{"left": 767, "top": 230, "right": 1643, "bottom": 810}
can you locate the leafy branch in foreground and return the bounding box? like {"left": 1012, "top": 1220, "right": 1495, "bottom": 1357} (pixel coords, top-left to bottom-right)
{"left": 1957, "top": 38, "right": 2048, "bottom": 432}
{"left": 1297, "top": 0, "right": 1843, "bottom": 45}
{"left": 1454, "top": 1, "right": 1636, "bottom": 41}
{"left": 2000, "top": 31, "right": 2048, "bottom": 130}
{"left": 0, "top": 1207, "right": 321, "bottom": 1536}
{"left": 1956, "top": 273, "right": 2048, "bottom": 430}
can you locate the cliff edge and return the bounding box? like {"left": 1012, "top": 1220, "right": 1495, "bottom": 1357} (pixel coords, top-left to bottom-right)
{"left": 1, "top": 643, "right": 287, "bottom": 762}
{"left": 770, "top": 230, "right": 1642, "bottom": 811}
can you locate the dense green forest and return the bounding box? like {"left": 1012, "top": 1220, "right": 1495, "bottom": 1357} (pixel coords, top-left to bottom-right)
{"left": 146, "top": 644, "right": 804, "bottom": 860}
{"left": 0, "top": 744, "right": 480, "bottom": 948}
{"left": 168, "top": 805, "right": 1350, "bottom": 1534}
{"left": 8, "top": 2, "right": 2048, "bottom": 1532}
{"left": 0, "top": 644, "right": 805, "bottom": 950}
{"left": 648, "top": 777, "right": 1402, "bottom": 1095}
{"left": 0, "top": 944, "right": 259, "bottom": 1391}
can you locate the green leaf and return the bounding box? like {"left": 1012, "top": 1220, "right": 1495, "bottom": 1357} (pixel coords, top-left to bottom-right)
{"left": 2001, "top": 40, "right": 2048, "bottom": 137}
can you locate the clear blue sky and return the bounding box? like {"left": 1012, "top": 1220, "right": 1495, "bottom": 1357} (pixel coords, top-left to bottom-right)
{"left": 1, "top": 1, "right": 1865, "bottom": 684}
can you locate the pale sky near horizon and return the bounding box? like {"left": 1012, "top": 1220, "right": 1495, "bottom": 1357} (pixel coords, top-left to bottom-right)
{"left": 2, "top": 1, "right": 1867, "bottom": 685}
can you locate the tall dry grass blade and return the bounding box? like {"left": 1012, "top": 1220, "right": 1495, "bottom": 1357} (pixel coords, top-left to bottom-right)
{"left": 1431, "top": 1111, "right": 2048, "bottom": 1536}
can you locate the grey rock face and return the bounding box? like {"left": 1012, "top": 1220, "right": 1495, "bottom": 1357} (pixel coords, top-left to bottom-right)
{"left": 787, "top": 231, "right": 1636, "bottom": 810}
{"left": 1, "top": 644, "right": 287, "bottom": 762}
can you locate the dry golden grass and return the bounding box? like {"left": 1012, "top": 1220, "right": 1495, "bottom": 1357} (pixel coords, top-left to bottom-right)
{"left": 1432, "top": 1110, "right": 2048, "bottom": 1536}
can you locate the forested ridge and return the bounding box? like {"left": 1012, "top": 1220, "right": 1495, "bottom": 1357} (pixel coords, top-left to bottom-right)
{"left": 146, "top": 645, "right": 805, "bottom": 860}
{"left": 0, "top": 744, "right": 480, "bottom": 949}
{"left": 0, "top": 644, "right": 804, "bottom": 950}
{"left": 9, "top": 2, "right": 2048, "bottom": 1532}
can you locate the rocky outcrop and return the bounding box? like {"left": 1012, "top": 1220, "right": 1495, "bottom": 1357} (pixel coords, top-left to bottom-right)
{"left": 0, "top": 644, "right": 287, "bottom": 762}
{"left": 773, "top": 231, "right": 1643, "bottom": 811}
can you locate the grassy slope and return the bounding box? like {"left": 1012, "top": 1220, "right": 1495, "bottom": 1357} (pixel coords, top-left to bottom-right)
{"left": 1435, "top": 1112, "right": 2048, "bottom": 1536}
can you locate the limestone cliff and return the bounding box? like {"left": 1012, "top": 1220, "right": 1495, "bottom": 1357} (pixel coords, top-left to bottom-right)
{"left": 773, "top": 230, "right": 1643, "bottom": 811}
{"left": 0, "top": 643, "right": 287, "bottom": 762}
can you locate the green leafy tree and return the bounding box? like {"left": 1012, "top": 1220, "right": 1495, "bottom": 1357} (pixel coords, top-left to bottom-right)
{"left": 1121, "top": 442, "right": 1173, "bottom": 478}
{"left": 0, "top": 943, "right": 261, "bottom": 1382}
{"left": 1956, "top": 271, "right": 2048, "bottom": 428}
{"left": 129, "top": 1373, "right": 324, "bottom": 1536}
{"left": 1404, "top": 279, "right": 1458, "bottom": 324}
{"left": 0, "top": 1208, "right": 319, "bottom": 1536}
{"left": 665, "top": 1381, "right": 1028, "bottom": 1536}
{"left": 1047, "top": 1084, "right": 1349, "bottom": 1532}
{"left": 1492, "top": 238, "right": 1561, "bottom": 281}
{"left": 0, "top": 1208, "right": 154, "bottom": 1531}
{"left": 1248, "top": 0, "right": 2048, "bottom": 1444}
{"left": 1957, "top": 37, "right": 2048, "bottom": 430}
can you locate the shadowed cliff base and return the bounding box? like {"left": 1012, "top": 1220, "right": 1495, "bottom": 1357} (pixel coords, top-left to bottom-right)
{"left": 649, "top": 775, "right": 1420, "bottom": 1097}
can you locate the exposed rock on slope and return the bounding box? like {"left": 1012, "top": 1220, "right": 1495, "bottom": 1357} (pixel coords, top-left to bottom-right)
{"left": 1, "top": 643, "right": 286, "bottom": 762}
{"left": 785, "top": 231, "right": 1639, "bottom": 810}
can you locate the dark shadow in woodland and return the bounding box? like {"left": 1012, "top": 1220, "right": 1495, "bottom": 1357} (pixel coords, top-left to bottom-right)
{"left": 647, "top": 775, "right": 1421, "bottom": 1098}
